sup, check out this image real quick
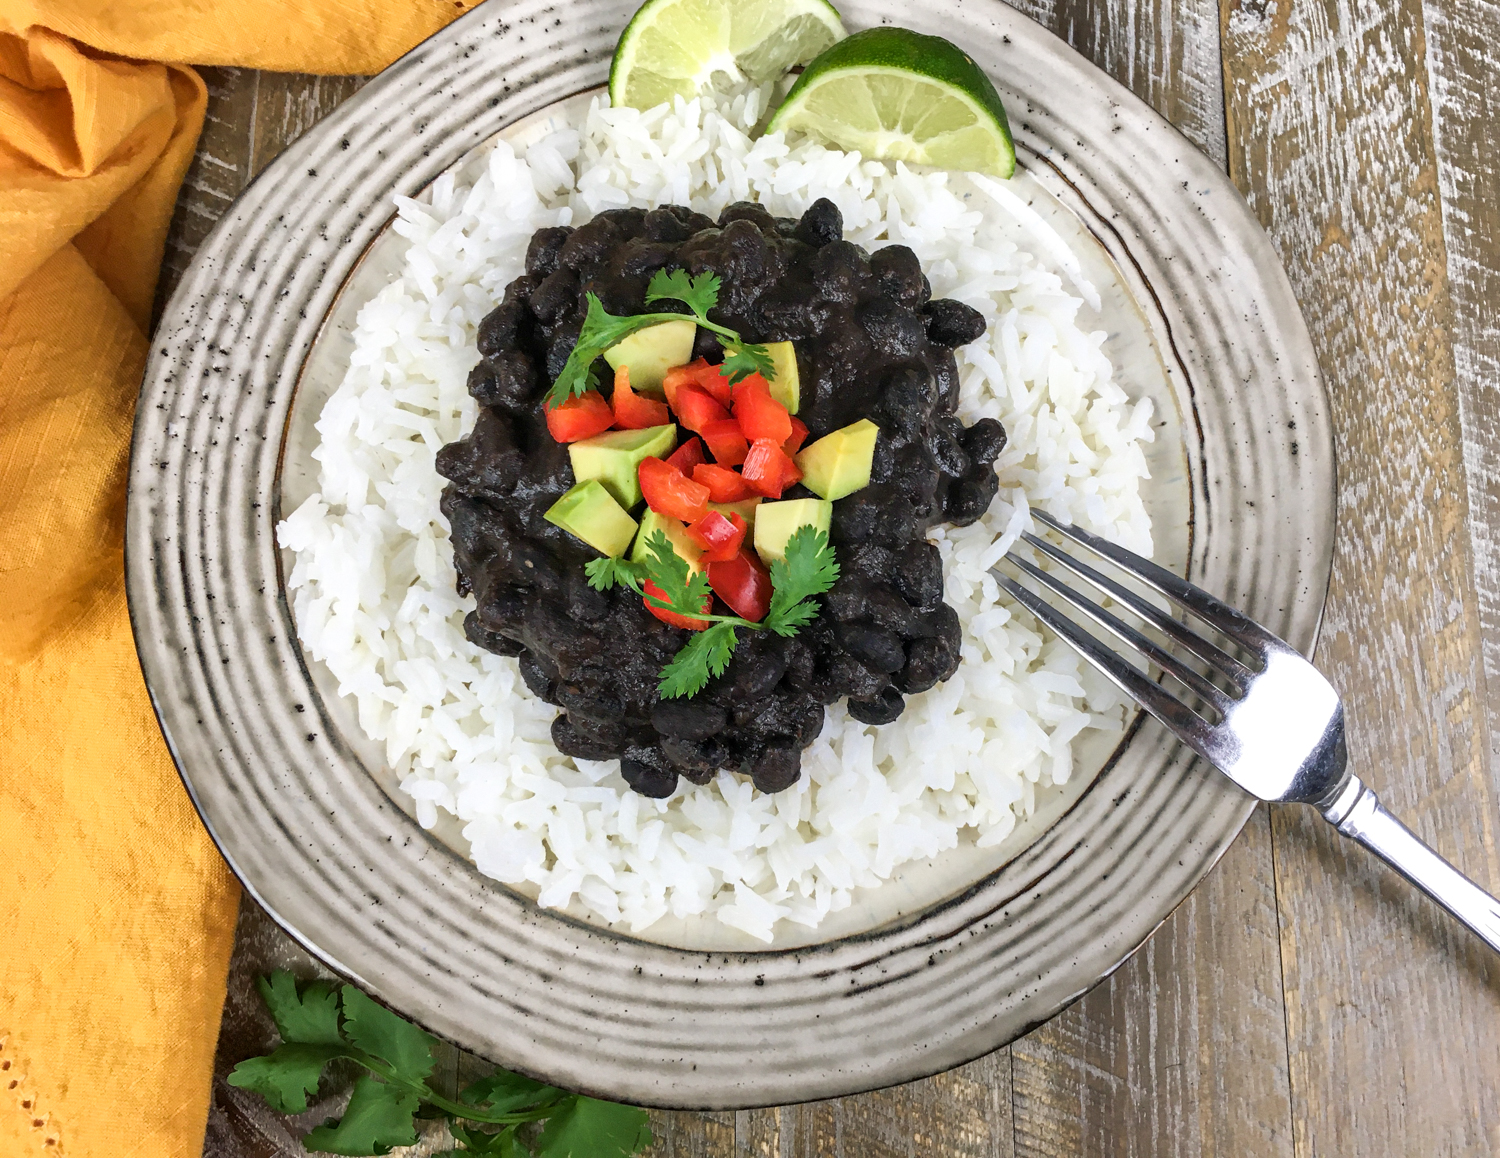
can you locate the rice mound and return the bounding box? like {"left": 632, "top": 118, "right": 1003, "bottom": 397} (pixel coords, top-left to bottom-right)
{"left": 277, "top": 86, "right": 1156, "bottom": 942}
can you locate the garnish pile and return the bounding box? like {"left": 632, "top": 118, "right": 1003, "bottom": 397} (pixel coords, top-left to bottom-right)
{"left": 436, "top": 198, "right": 1005, "bottom": 797}
{"left": 228, "top": 971, "right": 650, "bottom": 1156}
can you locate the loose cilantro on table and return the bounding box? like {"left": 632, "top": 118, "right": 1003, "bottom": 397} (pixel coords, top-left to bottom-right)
{"left": 227, "top": 970, "right": 652, "bottom": 1157}
{"left": 545, "top": 268, "right": 775, "bottom": 409}
{"left": 586, "top": 526, "right": 839, "bottom": 699}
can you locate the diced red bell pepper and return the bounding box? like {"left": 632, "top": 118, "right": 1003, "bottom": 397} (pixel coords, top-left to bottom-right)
{"left": 610, "top": 366, "right": 671, "bottom": 429}
{"left": 666, "top": 436, "right": 706, "bottom": 473}
{"left": 685, "top": 510, "right": 747, "bottom": 563}
{"left": 545, "top": 389, "right": 614, "bottom": 443}
{"left": 664, "top": 358, "right": 734, "bottom": 409}
{"left": 672, "top": 384, "right": 730, "bottom": 433}
{"left": 638, "top": 456, "right": 711, "bottom": 522}
{"left": 708, "top": 548, "right": 772, "bottom": 622}
{"left": 783, "top": 416, "right": 809, "bottom": 456}
{"left": 643, "top": 579, "right": 711, "bottom": 631}
{"left": 732, "top": 378, "right": 793, "bottom": 444}
{"left": 729, "top": 371, "right": 771, "bottom": 403}
{"left": 701, "top": 418, "right": 749, "bottom": 467}
{"left": 692, "top": 462, "right": 753, "bottom": 502}
{"left": 741, "top": 437, "right": 799, "bottom": 498}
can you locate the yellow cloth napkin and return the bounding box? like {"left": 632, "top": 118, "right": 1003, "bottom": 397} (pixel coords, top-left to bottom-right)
{"left": 0, "top": 3, "right": 467, "bottom": 1153}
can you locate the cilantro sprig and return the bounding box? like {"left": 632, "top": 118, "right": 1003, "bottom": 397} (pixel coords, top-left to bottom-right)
{"left": 586, "top": 526, "right": 839, "bottom": 699}
{"left": 545, "top": 268, "right": 775, "bottom": 409}
{"left": 228, "top": 971, "right": 652, "bottom": 1157}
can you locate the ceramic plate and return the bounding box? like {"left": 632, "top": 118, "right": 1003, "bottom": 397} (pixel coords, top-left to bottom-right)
{"left": 126, "top": 0, "right": 1334, "bottom": 1107}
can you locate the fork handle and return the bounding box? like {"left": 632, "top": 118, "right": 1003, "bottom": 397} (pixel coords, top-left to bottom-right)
{"left": 1322, "top": 776, "right": 1500, "bottom": 954}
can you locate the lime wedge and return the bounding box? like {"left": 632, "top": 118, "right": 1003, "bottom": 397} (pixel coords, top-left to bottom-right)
{"left": 767, "top": 27, "right": 1015, "bottom": 178}
{"left": 610, "top": 0, "right": 846, "bottom": 111}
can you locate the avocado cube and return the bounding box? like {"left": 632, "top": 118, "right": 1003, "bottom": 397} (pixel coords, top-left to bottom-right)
{"left": 568, "top": 424, "right": 677, "bottom": 510}
{"left": 544, "top": 480, "right": 638, "bottom": 558}
{"left": 604, "top": 320, "right": 697, "bottom": 396}
{"left": 795, "top": 419, "right": 879, "bottom": 501}
{"left": 753, "top": 498, "right": 832, "bottom": 565}
{"left": 632, "top": 508, "right": 705, "bottom": 574}
{"left": 766, "top": 341, "right": 800, "bottom": 414}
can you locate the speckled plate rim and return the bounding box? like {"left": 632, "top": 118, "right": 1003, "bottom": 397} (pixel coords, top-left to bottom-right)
{"left": 125, "top": 0, "right": 1335, "bottom": 1108}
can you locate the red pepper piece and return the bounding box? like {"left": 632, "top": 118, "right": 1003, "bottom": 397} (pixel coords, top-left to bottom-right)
{"left": 690, "top": 360, "right": 735, "bottom": 408}
{"left": 732, "top": 377, "right": 794, "bottom": 444}
{"left": 610, "top": 366, "right": 671, "bottom": 429}
{"left": 701, "top": 418, "right": 749, "bottom": 466}
{"left": 685, "top": 510, "right": 746, "bottom": 563}
{"left": 666, "top": 436, "right": 706, "bottom": 473}
{"left": 741, "top": 437, "right": 797, "bottom": 498}
{"left": 643, "top": 578, "right": 711, "bottom": 631}
{"left": 662, "top": 361, "right": 700, "bottom": 411}
{"left": 707, "top": 548, "right": 772, "bottom": 622}
{"left": 692, "top": 462, "right": 753, "bottom": 502}
{"left": 783, "top": 416, "right": 809, "bottom": 456}
{"left": 672, "top": 384, "right": 731, "bottom": 433}
{"left": 638, "top": 456, "right": 711, "bottom": 522}
{"left": 545, "top": 389, "right": 614, "bottom": 443}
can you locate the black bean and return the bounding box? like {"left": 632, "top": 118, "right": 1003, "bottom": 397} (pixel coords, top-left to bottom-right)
{"left": 643, "top": 207, "right": 693, "bottom": 243}
{"left": 468, "top": 352, "right": 539, "bottom": 410}
{"left": 661, "top": 734, "right": 728, "bottom": 779}
{"left": 463, "top": 610, "right": 525, "bottom": 656}
{"left": 621, "top": 746, "right": 679, "bottom": 797}
{"left": 597, "top": 207, "right": 648, "bottom": 235}
{"left": 545, "top": 317, "right": 583, "bottom": 382}
{"left": 962, "top": 417, "right": 1007, "bottom": 465}
{"left": 876, "top": 364, "right": 933, "bottom": 437}
{"left": 528, "top": 268, "right": 579, "bottom": 325}
{"left": 557, "top": 680, "right": 626, "bottom": 723}
{"left": 859, "top": 297, "right": 927, "bottom": 356}
{"left": 651, "top": 698, "right": 728, "bottom": 740}
{"left": 434, "top": 408, "right": 524, "bottom": 498}
{"left": 811, "top": 239, "right": 868, "bottom": 302}
{"left": 719, "top": 201, "right": 779, "bottom": 232}
{"left": 848, "top": 686, "right": 906, "bottom": 725}
{"left": 582, "top": 273, "right": 646, "bottom": 315}
{"left": 924, "top": 298, "right": 987, "bottom": 346}
{"left": 945, "top": 471, "right": 999, "bottom": 526}
{"left": 751, "top": 745, "right": 802, "bottom": 793}
{"left": 552, "top": 714, "right": 618, "bottom": 760}
{"left": 558, "top": 218, "right": 620, "bottom": 271}
{"left": 893, "top": 541, "right": 945, "bottom": 610}
{"left": 476, "top": 299, "right": 528, "bottom": 357}
{"left": 564, "top": 568, "right": 610, "bottom": 622}
{"left": 520, "top": 652, "right": 558, "bottom": 701}
{"left": 615, "top": 237, "right": 678, "bottom": 279}
{"left": 525, "top": 226, "right": 573, "bottom": 277}
{"left": 870, "top": 245, "right": 929, "bottom": 307}
{"left": 794, "top": 197, "right": 843, "bottom": 247}
{"left": 929, "top": 418, "right": 974, "bottom": 477}
{"left": 897, "top": 635, "right": 957, "bottom": 694}
{"left": 835, "top": 623, "right": 907, "bottom": 673}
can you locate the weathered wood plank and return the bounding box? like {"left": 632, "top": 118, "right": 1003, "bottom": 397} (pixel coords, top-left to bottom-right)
{"left": 1221, "top": 1, "right": 1500, "bottom": 1155}
{"left": 993, "top": 4, "right": 1293, "bottom": 1157}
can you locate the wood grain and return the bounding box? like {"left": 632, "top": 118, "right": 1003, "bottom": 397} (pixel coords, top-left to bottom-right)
{"left": 1221, "top": 1, "right": 1500, "bottom": 1156}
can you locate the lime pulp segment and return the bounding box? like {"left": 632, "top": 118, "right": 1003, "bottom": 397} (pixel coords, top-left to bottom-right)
{"left": 609, "top": 0, "right": 845, "bottom": 111}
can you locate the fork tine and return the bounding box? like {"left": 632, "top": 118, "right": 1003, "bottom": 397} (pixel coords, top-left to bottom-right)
{"left": 1030, "top": 508, "right": 1292, "bottom": 656}
{"left": 1019, "top": 530, "right": 1252, "bottom": 689}
{"left": 1004, "top": 551, "right": 1233, "bottom": 713}
{"left": 994, "top": 574, "right": 1218, "bottom": 759}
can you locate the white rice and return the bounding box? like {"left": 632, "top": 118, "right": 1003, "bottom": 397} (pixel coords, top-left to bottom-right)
{"left": 277, "top": 86, "right": 1156, "bottom": 943}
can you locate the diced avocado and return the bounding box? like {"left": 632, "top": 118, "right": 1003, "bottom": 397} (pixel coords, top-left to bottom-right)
{"left": 569, "top": 424, "right": 677, "bottom": 510}
{"left": 632, "top": 508, "right": 704, "bottom": 574}
{"left": 544, "top": 480, "right": 638, "bottom": 558}
{"left": 604, "top": 320, "right": 697, "bottom": 396}
{"left": 754, "top": 498, "right": 832, "bottom": 565}
{"left": 709, "top": 497, "right": 762, "bottom": 528}
{"left": 766, "top": 340, "right": 800, "bottom": 414}
{"left": 795, "top": 418, "right": 879, "bottom": 501}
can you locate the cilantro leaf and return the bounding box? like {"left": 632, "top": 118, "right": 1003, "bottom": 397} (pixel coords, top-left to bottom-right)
{"left": 302, "top": 1075, "right": 421, "bottom": 1156}
{"left": 534, "top": 1096, "right": 653, "bottom": 1158}
{"left": 448, "top": 1122, "right": 526, "bottom": 1156}
{"left": 545, "top": 294, "right": 665, "bottom": 409}
{"left": 658, "top": 622, "right": 739, "bottom": 699}
{"left": 765, "top": 527, "right": 839, "bottom": 634}
{"left": 584, "top": 555, "right": 644, "bottom": 593}
{"left": 645, "top": 267, "right": 720, "bottom": 317}
{"left": 257, "top": 970, "right": 343, "bottom": 1045}
{"left": 640, "top": 531, "right": 713, "bottom": 618}
{"left": 340, "top": 985, "right": 436, "bottom": 1084}
{"left": 717, "top": 340, "right": 775, "bottom": 385}
{"left": 460, "top": 1070, "right": 562, "bottom": 1114}
{"left": 227, "top": 1043, "right": 345, "bottom": 1115}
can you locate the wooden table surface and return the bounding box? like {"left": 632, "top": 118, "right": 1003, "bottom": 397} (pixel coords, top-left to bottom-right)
{"left": 163, "top": 2, "right": 1500, "bottom": 1154}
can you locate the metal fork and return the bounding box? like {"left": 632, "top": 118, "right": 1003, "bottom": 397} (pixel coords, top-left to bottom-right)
{"left": 996, "top": 509, "right": 1500, "bottom": 954}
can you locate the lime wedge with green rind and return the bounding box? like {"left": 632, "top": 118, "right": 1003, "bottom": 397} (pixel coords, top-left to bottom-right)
{"left": 767, "top": 27, "right": 1016, "bottom": 178}
{"left": 610, "top": 0, "right": 846, "bottom": 112}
